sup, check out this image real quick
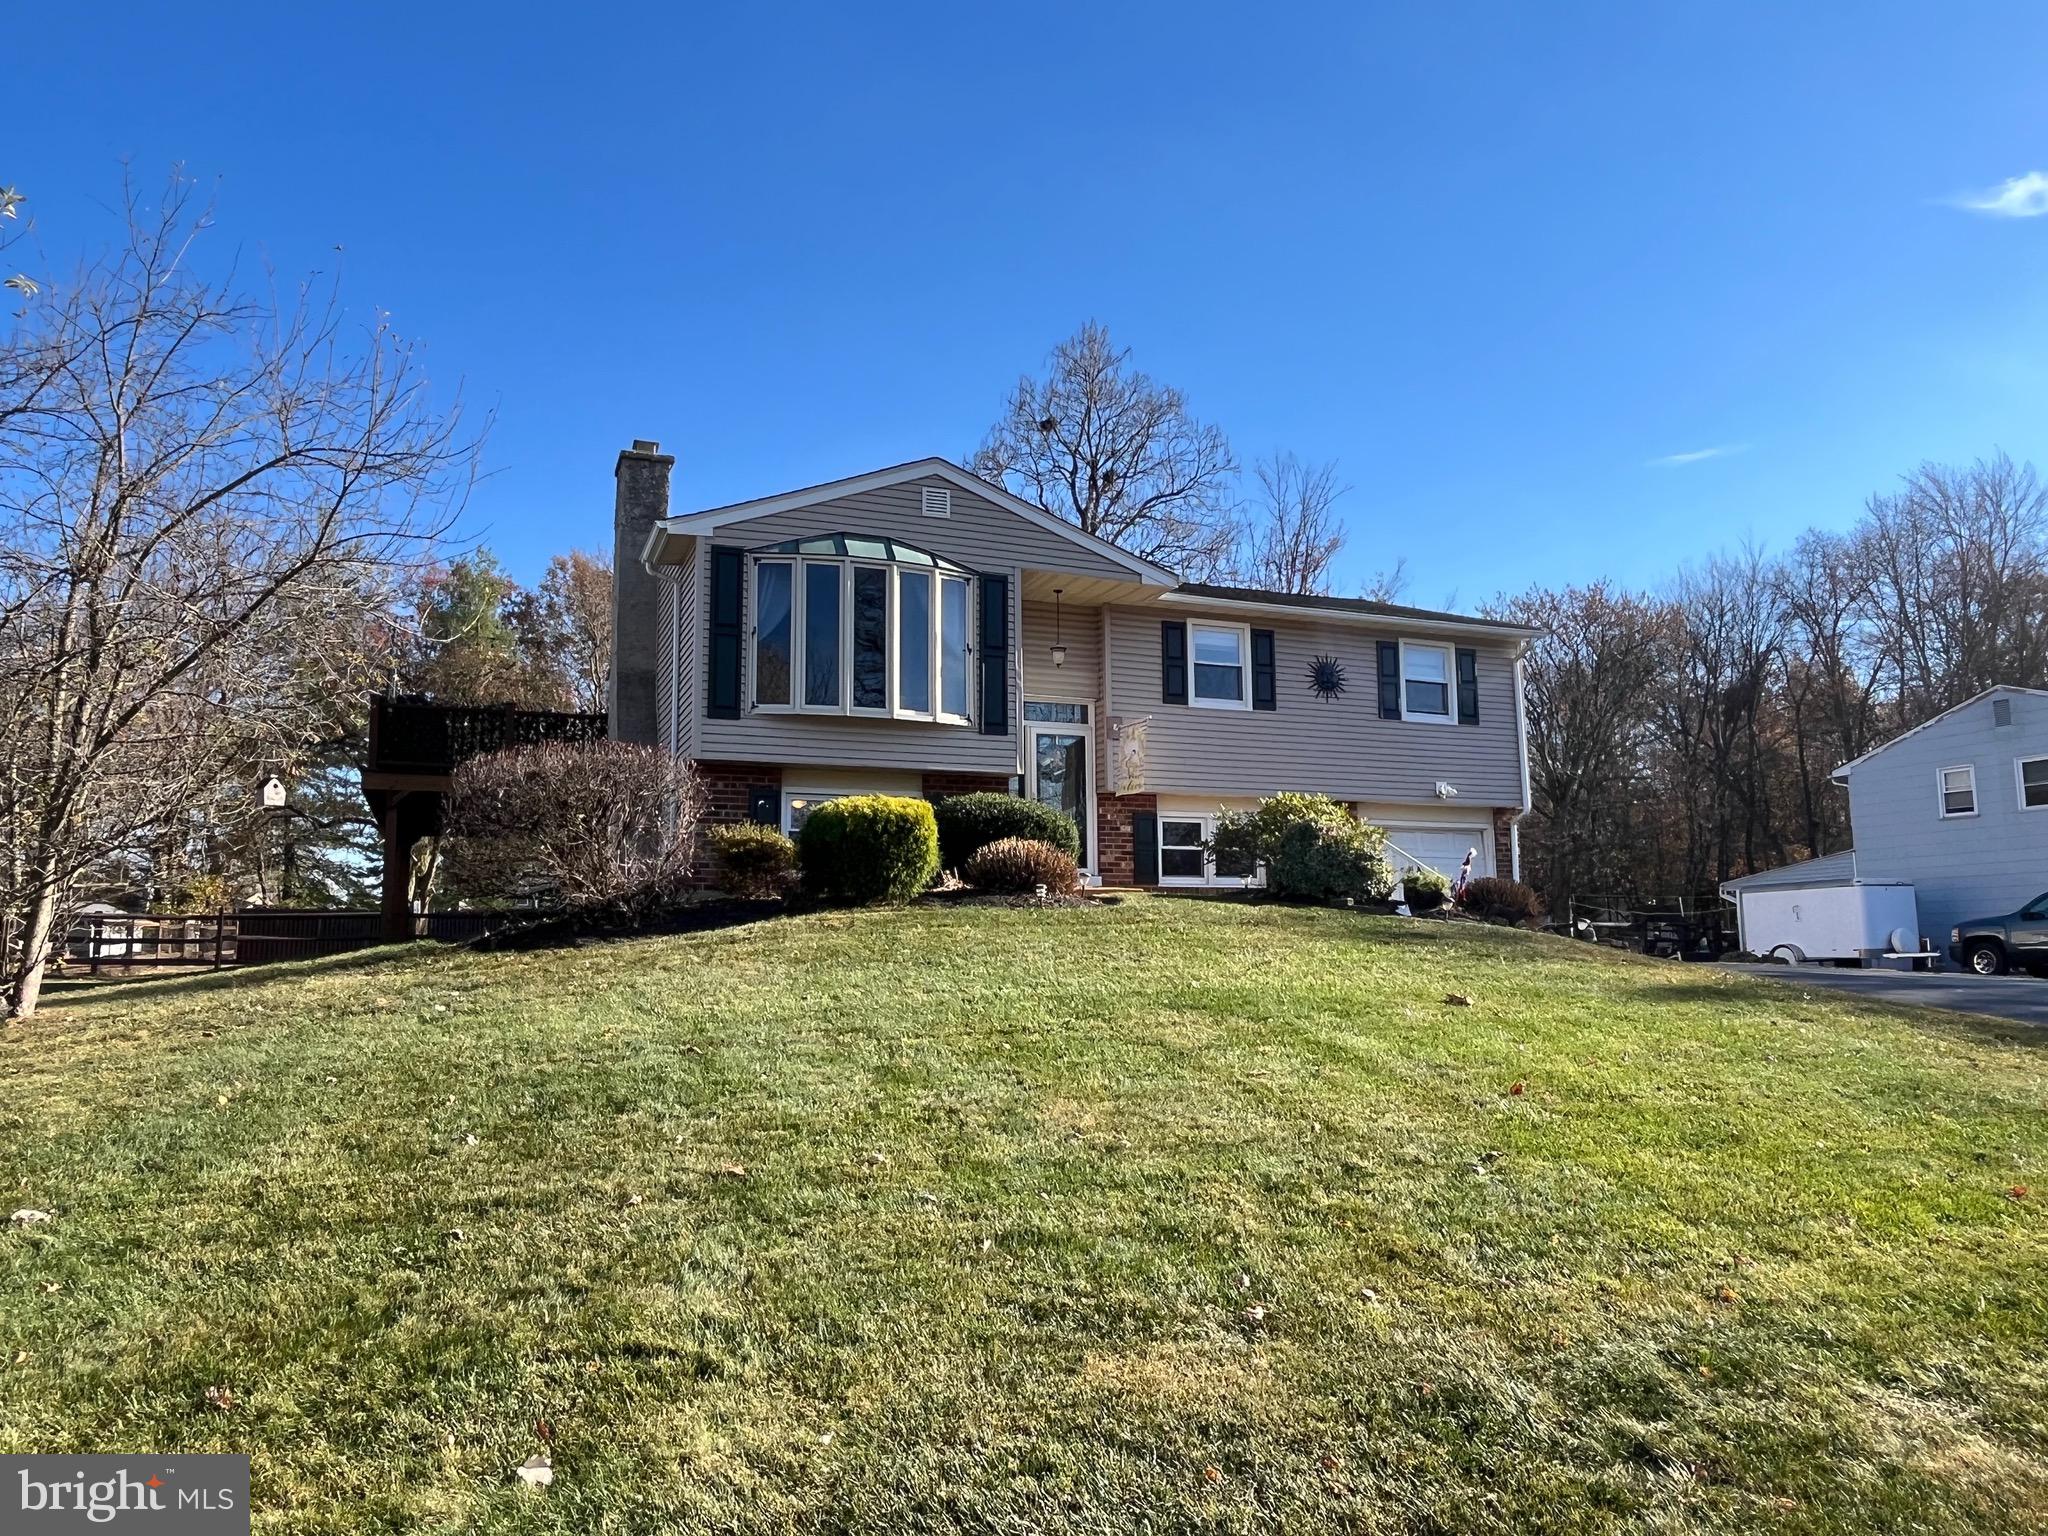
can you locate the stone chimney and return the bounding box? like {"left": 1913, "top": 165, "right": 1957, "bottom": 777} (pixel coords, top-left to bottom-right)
{"left": 609, "top": 439, "right": 675, "bottom": 745}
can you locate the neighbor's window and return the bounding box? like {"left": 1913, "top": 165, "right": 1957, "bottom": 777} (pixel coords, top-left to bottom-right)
{"left": 1402, "top": 642, "right": 1453, "bottom": 722}
{"left": 1191, "top": 624, "right": 1250, "bottom": 708}
{"left": 1939, "top": 764, "right": 1977, "bottom": 818}
{"left": 754, "top": 559, "right": 794, "bottom": 708}
{"left": 2020, "top": 756, "right": 2048, "bottom": 811}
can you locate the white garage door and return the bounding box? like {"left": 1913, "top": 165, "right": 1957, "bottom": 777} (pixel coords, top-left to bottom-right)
{"left": 1382, "top": 825, "right": 1493, "bottom": 880}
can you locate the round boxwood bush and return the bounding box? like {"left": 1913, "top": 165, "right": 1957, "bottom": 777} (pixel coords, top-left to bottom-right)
{"left": 1459, "top": 875, "right": 1543, "bottom": 927}
{"left": 797, "top": 794, "right": 940, "bottom": 905}
{"left": 963, "top": 836, "right": 1081, "bottom": 894}
{"left": 933, "top": 791, "right": 1080, "bottom": 869}
{"left": 1402, "top": 865, "right": 1450, "bottom": 912}
{"left": 707, "top": 822, "right": 797, "bottom": 899}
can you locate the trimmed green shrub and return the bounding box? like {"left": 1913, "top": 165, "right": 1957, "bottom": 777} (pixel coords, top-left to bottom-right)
{"left": 933, "top": 791, "right": 1080, "bottom": 869}
{"left": 708, "top": 822, "right": 797, "bottom": 899}
{"left": 1402, "top": 865, "right": 1450, "bottom": 912}
{"left": 963, "top": 837, "right": 1081, "bottom": 894}
{"left": 797, "top": 795, "right": 940, "bottom": 905}
{"left": 1211, "top": 793, "right": 1394, "bottom": 905}
{"left": 1459, "top": 876, "right": 1543, "bottom": 927}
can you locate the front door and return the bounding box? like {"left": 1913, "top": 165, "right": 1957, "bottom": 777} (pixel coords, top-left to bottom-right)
{"left": 1026, "top": 715, "right": 1093, "bottom": 875}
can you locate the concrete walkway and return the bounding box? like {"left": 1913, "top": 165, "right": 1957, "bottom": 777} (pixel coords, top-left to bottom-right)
{"left": 1721, "top": 962, "right": 2048, "bottom": 1028}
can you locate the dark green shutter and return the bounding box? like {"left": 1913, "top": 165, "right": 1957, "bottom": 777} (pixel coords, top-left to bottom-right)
{"left": 1376, "top": 641, "right": 1401, "bottom": 720}
{"left": 1251, "top": 629, "right": 1277, "bottom": 711}
{"left": 746, "top": 786, "right": 778, "bottom": 825}
{"left": 707, "top": 546, "right": 745, "bottom": 719}
{"left": 1161, "top": 622, "right": 1188, "bottom": 705}
{"left": 1455, "top": 647, "right": 1479, "bottom": 725}
{"left": 1133, "top": 810, "right": 1159, "bottom": 884}
{"left": 978, "top": 573, "right": 1009, "bottom": 735}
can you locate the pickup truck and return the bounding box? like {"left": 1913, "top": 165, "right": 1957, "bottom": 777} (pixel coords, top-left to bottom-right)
{"left": 1949, "top": 892, "right": 2048, "bottom": 976}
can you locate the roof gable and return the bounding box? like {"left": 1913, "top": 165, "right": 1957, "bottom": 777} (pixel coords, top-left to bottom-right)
{"left": 1832, "top": 686, "right": 2048, "bottom": 778}
{"left": 646, "top": 458, "right": 1175, "bottom": 584}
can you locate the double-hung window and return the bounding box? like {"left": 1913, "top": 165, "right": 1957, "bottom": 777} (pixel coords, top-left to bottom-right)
{"left": 1158, "top": 811, "right": 1264, "bottom": 888}
{"left": 1939, "top": 764, "right": 1977, "bottom": 818}
{"left": 1401, "top": 642, "right": 1454, "bottom": 723}
{"left": 749, "top": 536, "right": 973, "bottom": 724}
{"left": 1190, "top": 623, "right": 1250, "bottom": 709}
{"left": 2018, "top": 756, "right": 2048, "bottom": 811}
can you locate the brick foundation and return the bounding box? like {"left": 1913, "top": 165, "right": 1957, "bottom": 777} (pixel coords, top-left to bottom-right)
{"left": 690, "top": 760, "right": 784, "bottom": 885}
{"left": 1492, "top": 807, "right": 1518, "bottom": 883}
{"left": 921, "top": 771, "right": 1014, "bottom": 801}
{"left": 1097, "top": 793, "right": 1158, "bottom": 887}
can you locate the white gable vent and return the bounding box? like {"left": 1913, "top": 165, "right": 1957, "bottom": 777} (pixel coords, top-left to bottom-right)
{"left": 921, "top": 486, "right": 952, "bottom": 518}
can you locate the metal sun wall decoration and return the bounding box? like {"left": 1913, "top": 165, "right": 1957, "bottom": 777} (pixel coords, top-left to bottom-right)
{"left": 1307, "top": 655, "right": 1347, "bottom": 700}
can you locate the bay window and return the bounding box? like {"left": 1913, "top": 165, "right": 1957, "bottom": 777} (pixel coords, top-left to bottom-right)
{"left": 748, "top": 537, "right": 976, "bottom": 723}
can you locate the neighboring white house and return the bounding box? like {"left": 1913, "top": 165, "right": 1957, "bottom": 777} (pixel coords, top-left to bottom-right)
{"left": 1722, "top": 686, "right": 2048, "bottom": 962}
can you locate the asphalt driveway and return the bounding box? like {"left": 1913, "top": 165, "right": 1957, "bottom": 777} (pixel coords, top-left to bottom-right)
{"left": 1722, "top": 962, "right": 2048, "bottom": 1028}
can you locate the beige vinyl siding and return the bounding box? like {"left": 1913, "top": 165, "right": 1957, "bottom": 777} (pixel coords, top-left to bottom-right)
{"left": 654, "top": 569, "right": 679, "bottom": 754}
{"left": 673, "top": 548, "right": 698, "bottom": 761}
{"left": 703, "top": 475, "right": 1136, "bottom": 580}
{"left": 1021, "top": 600, "right": 1102, "bottom": 704}
{"left": 692, "top": 480, "right": 1026, "bottom": 774}
{"left": 1105, "top": 604, "right": 1525, "bottom": 805}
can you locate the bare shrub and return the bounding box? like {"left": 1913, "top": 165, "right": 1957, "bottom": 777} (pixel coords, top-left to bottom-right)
{"left": 963, "top": 837, "right": 1082, "bottom": 894}
{"left": 446, "top": 742, "right": 703, "bottom": 915}
{"left": 1459, "top": 876, "right": 1544, "bottom": 928}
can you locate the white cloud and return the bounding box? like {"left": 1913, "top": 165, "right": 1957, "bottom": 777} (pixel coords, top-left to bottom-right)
{"left": 1648, "top": 444, "right": 1746, "bottom": 468}
{"left": 1952, "top": 171, "right": 2048, "bottom": 218}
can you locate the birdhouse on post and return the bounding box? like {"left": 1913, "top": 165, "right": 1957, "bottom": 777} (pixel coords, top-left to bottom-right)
{"left": 259, "top": 775, "right": 288, "bottom": 812}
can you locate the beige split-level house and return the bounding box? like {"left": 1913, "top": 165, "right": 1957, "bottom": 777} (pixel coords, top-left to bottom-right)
{"left": 608, "top": 441, "right": 1538, "bottom": 887}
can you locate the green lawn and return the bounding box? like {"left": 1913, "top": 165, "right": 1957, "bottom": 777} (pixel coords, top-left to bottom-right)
{"left": 2, "top": 898, "right": 2045, "bottom": 1533}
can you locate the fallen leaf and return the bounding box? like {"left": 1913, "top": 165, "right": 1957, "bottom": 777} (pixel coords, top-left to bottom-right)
{"left": 1319, "top": 1453, "right": 1342, "bottom": 1472}
{"left": 1243, "top": 1303, "right": 1268, "bottom": 1325}
{"left": 9, "top": 1209, "right": 51, "bottom": 1227}
{"left": 203, "top": 1385, "right": 236, "bottom": 1412}
{"left": 1443, "top": 993, "right": 1473, "bottom": 1007}
{"left": 1508, "top": 1081, "right": 1526, "bottom": 1096}
{"left": 1716, "top": 1285, "right": 1739, "bottom": 1305}
{"left": 12, "top": 1350, "right": 27, "bottom": 1365}
{"left": 1203, "top": 1466, "right": 1222, "bottom": 1482}
{"left": 2009, "top": 1185, "right": 2029, "bottom": 1201}
{"left": 624, "top": 1194, "right": 644, "bottom": 1208}
{"left": 514, "top": 1454, "right": 552, "bottom": 1490}
{"left": 720, "top": 1163, "right": 748, "bottom": 1179}
{"left": 865, "top": 1151, "right": 890, "bottom": 1166}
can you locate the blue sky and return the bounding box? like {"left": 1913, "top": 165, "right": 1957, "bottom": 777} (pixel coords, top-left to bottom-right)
{"left": 15, "top": 2, "right": 2048, "bottom": 607}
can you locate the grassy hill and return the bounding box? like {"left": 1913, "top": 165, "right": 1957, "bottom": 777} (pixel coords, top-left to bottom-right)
{"left": 2, "top": 898, "right": 2045, "bottom": 1533}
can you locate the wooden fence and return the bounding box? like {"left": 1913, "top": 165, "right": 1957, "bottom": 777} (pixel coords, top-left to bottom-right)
{"left": 60, "top": 908, "right": 534, "bottom": 974}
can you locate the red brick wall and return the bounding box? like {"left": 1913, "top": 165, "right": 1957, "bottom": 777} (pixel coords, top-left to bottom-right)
{"left": 1097, "top": 793, "right": 1158, "bottom": 887}
{"left": 690, "top": 761, "right": 783, "bottom": 886}
{"left": 921, "top": 771, "right": 1013, "bottom": 801}
{"left": 1491, "top": 808, "right": 1518, "bottom": 882}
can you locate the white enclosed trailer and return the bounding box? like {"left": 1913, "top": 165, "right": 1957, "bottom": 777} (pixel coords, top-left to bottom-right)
{"left": 1721, "top": 861, "right": 1921, "bottom": 964}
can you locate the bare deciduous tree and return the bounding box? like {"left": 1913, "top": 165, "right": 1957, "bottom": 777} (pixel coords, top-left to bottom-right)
{"left": 1237, "top": 451, "right": 1347, "bottom": 594}
{"left": 971, "top": 321, "right": 1239, "bottom": 578}
{"left": 0, "top": 174, "right": 474, "bottom": 1018}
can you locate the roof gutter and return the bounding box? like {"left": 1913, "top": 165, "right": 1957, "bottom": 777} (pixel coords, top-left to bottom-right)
{"left": 1153, "top": 589, "right": 1543, "bottom": 646}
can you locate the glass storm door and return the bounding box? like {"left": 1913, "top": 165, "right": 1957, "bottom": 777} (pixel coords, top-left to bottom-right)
{"left": 1028, "top": 723, "right": 1091, "bottom": 873}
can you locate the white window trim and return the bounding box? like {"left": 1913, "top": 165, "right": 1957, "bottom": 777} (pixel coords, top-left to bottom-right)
{"left": 749, "top": 554, "right": 972, "bottom": 726}
{"left": 1938, "top": 763, "right": 1979, "bottom": 819}
{"left": 1399, "top": 639, "right": 1457, "bottom": 726}
{"left": 1025, "top": 711, "right": 1098, "bottom": 879}
{"left": 2017, "top": 754, "right": 2048, "bottom": 813}
{"left": 1156, "top": 811, "right": 1266, "bottom": 889}
{"left": 1188, "top": 621, "right": 1253, "bottom": 711}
